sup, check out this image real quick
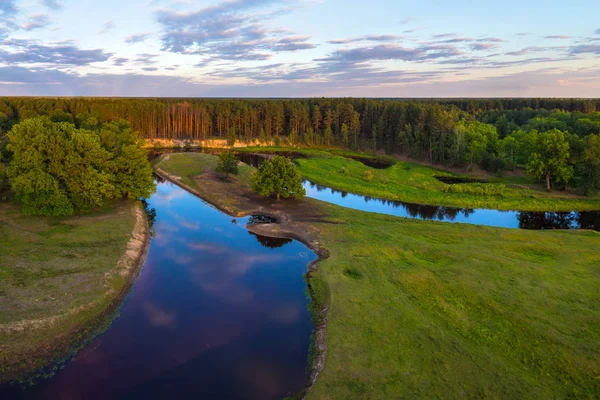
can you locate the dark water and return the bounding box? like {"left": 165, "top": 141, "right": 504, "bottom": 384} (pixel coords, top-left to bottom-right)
{"left": 341, "top": 155, "right": 395, "bottom": 169}
{"left": 434, "top": 175, "right": 488, "bottom": 184}
{"left": 3, "top": 181, "right": 317, "bottom": 399}
{"left": 304, "top": 181, "right": 600, "bottom": 231}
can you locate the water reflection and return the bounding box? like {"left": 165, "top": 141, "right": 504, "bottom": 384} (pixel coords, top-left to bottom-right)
{"left": 249, "top": 231, "right": 293, "bottom": 249}
{"left": 304, "top": 181, "right": 600, "bottom": 231}
{"left": 2, "top": 181, "right": 317, "bottom": 400}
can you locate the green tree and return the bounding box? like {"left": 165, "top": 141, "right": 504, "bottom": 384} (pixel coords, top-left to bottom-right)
{"left": 582, "top": 134, "right": 600, "bottom": 194}
{"left": 99, "top": 120, "right": 156, "bottom": 199}
{"left": 227, "top": 128, "right": 237, "bottom": 147}
{"left": 526, "top": 129, "right": 573, "bottom": 192}
{"left": 251, "top": 156, "right": 305, "bottom": 200}
{"left": 7, "top": 117, "right": 155, "bottom": 216}
{"left": 215, "top": 151, "right": 239, "bottom": 176}
{"left": 289, "top": 128, "right": 297, "bottom": 146}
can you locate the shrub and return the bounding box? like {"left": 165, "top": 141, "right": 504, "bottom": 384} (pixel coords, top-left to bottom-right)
{"left": 340, "top": 167, "right": 349, "bottom": 175}
{"left": 215, "top": 151, "right": 239, "bottom": 176}
{"left": 362, "top": 170, "right": 374, "bottom": 182}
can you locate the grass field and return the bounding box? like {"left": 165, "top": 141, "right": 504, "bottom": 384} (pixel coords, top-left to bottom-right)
{"left": 157, "top": 152, "right": 600, "bottom": 399}
{"left": 0, "top": 200, "right": 142, "bottom": 382}
{"left": 233, "top": 147, "right": 600, "bottom": 212}
{"left": 308, "top": 205, "right": 600, "bottom": 399}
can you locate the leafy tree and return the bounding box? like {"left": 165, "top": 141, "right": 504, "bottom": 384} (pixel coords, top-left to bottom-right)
{"left": 6, "top": 117, "right": 155, "bottom": 216}
{"left": 227, "top": 128, "right": 236, "bottom": 147}
{"left": 251, "top": 155, "right": 305, "bottom": 200}
{"left": 582, "top": 134, "right": 600, "bottom": 194}
{"left": 500, "top": 136, "right": 518, "bottom": 167}
{"left": 215, "top": 151, "right": 239, "bottom": 176}
{"left": 526, "top": 129, "right": 573, "bottom": 192}
{"left": 99, "top": 120, "right": 156, "bottom": 199}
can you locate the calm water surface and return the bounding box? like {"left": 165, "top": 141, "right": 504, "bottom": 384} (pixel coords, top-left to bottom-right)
{"left": 3, "top": 181, "right": 317, "bottom": 399}
{"left": 303, "top": 181, "right": 600, "bottom": 231}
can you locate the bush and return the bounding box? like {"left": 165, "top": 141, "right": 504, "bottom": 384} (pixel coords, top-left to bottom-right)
{"left": 340, "top": 167, "right": 349, "bottom": 175}
{"left": 251, "top": 155, "right": 305, "bottom": 200}
{"left": 362, "top": 170, "right": 374, "bottom": 182}
{"left": 215, "top": 151, "right": 239, "bottom": 176}
{"left": 441, "top": 183, "right": 507, "bottom": 196}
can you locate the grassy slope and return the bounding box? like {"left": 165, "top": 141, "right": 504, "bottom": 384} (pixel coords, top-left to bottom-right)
{"left": 155, "top": 152, "right": 254, "bottom": 187}
{"left": 157, "top": 152, "right": 600, "bottom": 398}
{"left": 235, "top": 147, "right": 600, "bottom": 211}
{"left": 0, "top": 201, "right": 138, "bottom": 381}
{"left": 309, "top": 207, "right": 600, "bottom": 399}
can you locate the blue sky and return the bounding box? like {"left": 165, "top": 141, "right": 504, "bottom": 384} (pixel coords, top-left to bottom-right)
{"left": 0, "top": 0, "right": 599, "bottom": 97}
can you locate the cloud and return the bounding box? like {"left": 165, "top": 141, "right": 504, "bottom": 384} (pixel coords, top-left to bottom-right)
{"left": 99, "top": 20, "right": 115, "bottom": 34}
{"left": 0, "top": 0, "right": 19, "bottom": 36}
{"left": 505, "top": 46, "right": 557, "bottom": 56}
{"left": 125, "top": 33, "right": 151, "bottom": 44}
{"left": 112, "top": 56, "right": 129, "bottom": 66}
{"left": 0, "top": 0, "right": 18, "bottom": 17}
{"left": 570, "top": 44, "right": 600, "bottom": 55}
{"left": 22, "top": 14, "right": 51, "bottom": 31}
{"left": 1, "top": 64, "right": 600, "bottom": 98}
{"left": 41, "top": 0, "right": 64, "bottom": 10}
{"left": 470, "top": 42, "right": 499, "bottom": 51}
{"left": 544, "top": 35, "right": 571, "bottom": 40}
{"left": 595, "top": 29, "right": 600, "bottom": 35}
{"left": 399, "top": 17, "right": 414, "bottom": 25}
{"left": 476, "top": 37, "right": 505, "bottom": 43}
{"left": 155, "top": 0, "right": 315, "bottom": 63}
{"left": 134, "top": 53, "right": 159, "bottom": 64}
{"left": 432, "top": 33, "right": 458, "bottom": 39}
{"left": 0, "top": 39, "right": 112, "bottom": 65}
{"left": 328, "top": 35, "right": 402, "bottom": 45}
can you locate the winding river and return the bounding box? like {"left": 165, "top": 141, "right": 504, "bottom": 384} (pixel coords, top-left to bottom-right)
{"left": 303, "top": 180, "right": 600, "bottom": 231}
{"left": 3, "top": 180, "right": 317, "bottom": 399}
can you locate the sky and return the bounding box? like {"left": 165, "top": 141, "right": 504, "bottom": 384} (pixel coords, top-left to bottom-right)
{"left": 0, "top": 0, "right": 599, "bottom": 97}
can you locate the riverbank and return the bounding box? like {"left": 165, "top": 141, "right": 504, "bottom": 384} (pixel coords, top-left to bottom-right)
{"left": 232, "top": 147, "right": 600, "bottom": 212}
{"left": 156, "top": 152, "right": 600, "bottom": 399}
{"left": 0, "top": 200, "right": 150, "bottom": 384}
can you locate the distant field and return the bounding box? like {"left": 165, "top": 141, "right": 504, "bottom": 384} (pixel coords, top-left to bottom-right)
{"left": 157, "top": 152, "right": 600, "bottom": 398}
{"left": 0, "top": 201, "right": 140, "bottom": 382}
{"left": 235, "top": 147, "right": 600, "bottom": 211}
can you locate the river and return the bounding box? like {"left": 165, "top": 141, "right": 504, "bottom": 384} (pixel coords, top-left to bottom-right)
{"left": 2, "top": 180, "right": 317, "bottom": 399}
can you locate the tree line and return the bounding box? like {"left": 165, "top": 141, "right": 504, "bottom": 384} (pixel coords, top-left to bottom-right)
{"left": 1, "top": 97, "right": 599, "bottom": 194}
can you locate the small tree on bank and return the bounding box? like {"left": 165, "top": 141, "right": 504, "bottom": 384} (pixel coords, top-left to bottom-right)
{"left": 251, "top": 156, "right": 305, "bottom": 200}
{"left": 215, "top": 151, "right": 239, "bottom": 177}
